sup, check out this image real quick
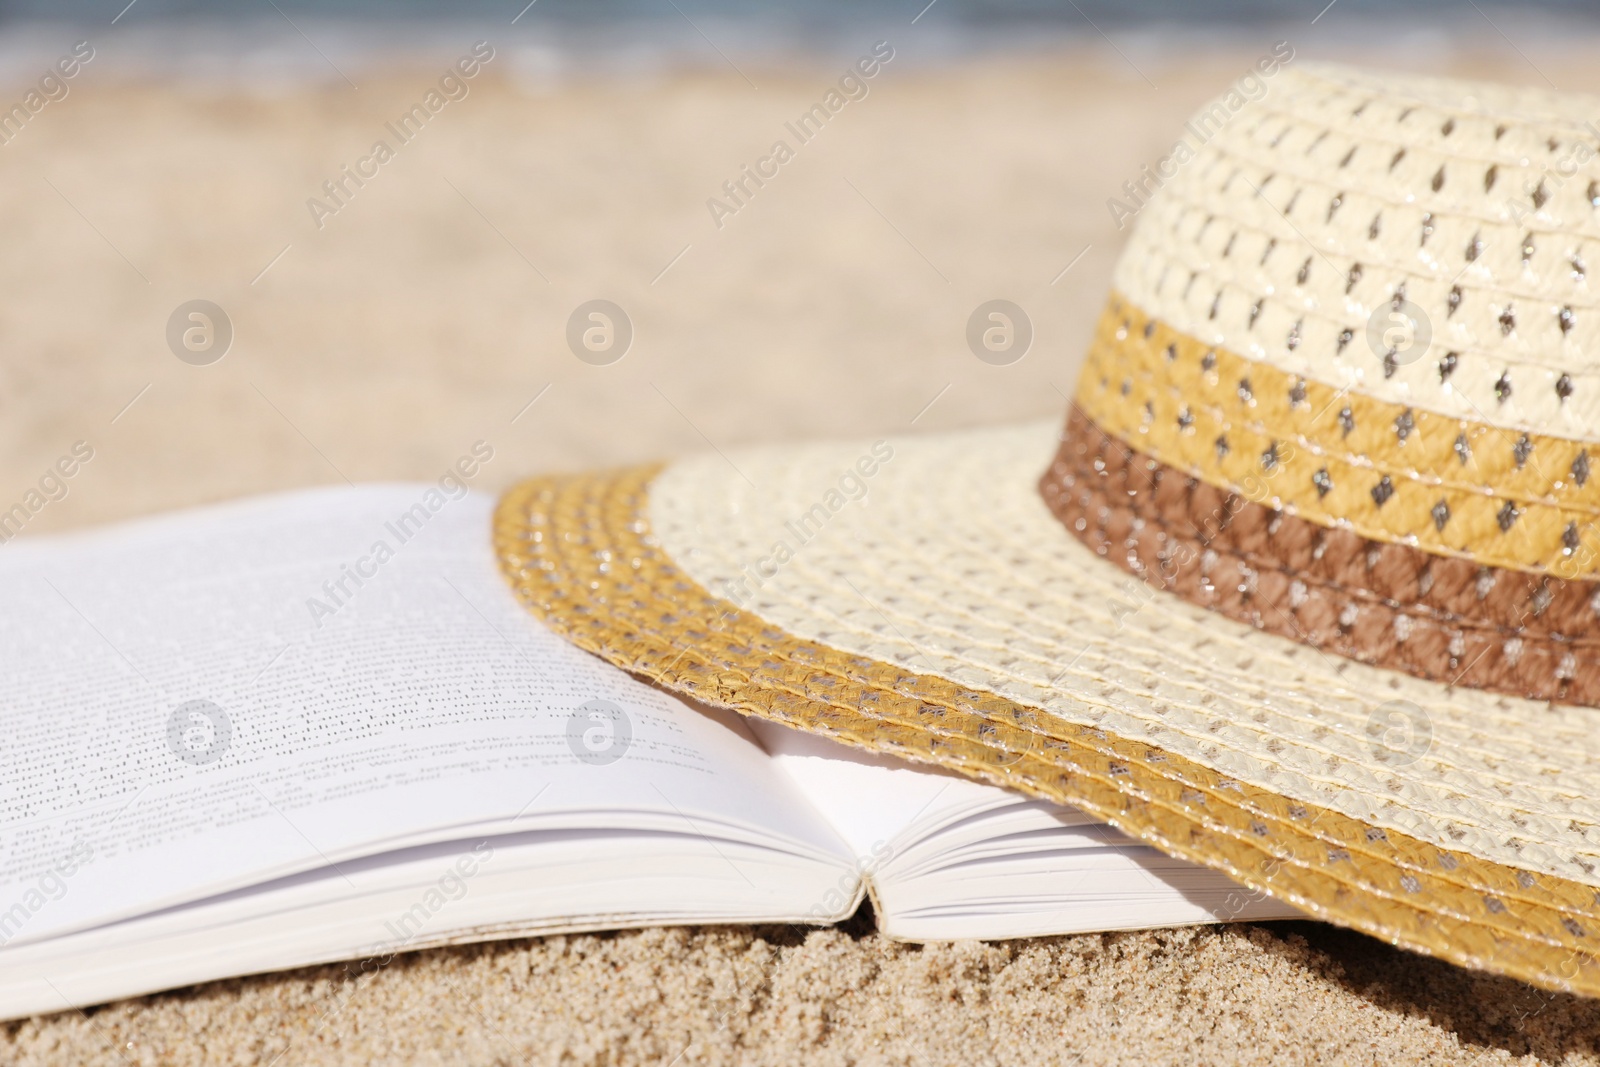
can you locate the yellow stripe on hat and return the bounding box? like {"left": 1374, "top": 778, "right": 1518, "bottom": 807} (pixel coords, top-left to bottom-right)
{"left": 1076, "top": 294, "right": 1600, "bottom": 580}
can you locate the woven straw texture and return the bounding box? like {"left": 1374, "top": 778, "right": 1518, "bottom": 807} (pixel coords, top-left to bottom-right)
{"left": 1115, "top": 64, "right": 1600, "bottom": 440}
{"left": 494, "top": 444, "right": 1600, "bottom": 994}
{"left": 1078, "top": 294, "right": 1600, "bottom": 578}
{"left": 1042, "top": 405, "right": 1600, "bottom": 706}
{"left": 641, "top": 423, "right": 1600, "bottom": 875}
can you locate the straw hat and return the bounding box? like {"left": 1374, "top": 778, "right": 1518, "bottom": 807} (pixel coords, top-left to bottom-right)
{"left": 496, "top": 63, "right": 1600, "bottom": 995}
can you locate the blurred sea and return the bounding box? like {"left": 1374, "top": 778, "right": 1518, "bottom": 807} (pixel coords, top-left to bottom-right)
{"left": 0, "top": 0, "right": 1596, "bottom": 87}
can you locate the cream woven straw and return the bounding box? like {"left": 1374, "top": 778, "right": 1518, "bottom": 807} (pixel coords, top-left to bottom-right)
{"left": 496, "top": 62, "right": 1600, "bottom": 995}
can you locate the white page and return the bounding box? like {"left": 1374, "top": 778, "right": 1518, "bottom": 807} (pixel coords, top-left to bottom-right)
{"left": 0, "top": 827, "right": 860, "bottom": 1019}
{"left": 745, "top": 717, "right": 1035, "bottom": 861}
{"left": 0, "top": 486, "right": 851, "bottom": 945}
{"left": 747, "top": 718, "right": 1300, "bottom": 936}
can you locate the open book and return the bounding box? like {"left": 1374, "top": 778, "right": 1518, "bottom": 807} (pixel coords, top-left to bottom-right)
{"left": 0, "top": 484, "right": 1296, "bottom": 1019}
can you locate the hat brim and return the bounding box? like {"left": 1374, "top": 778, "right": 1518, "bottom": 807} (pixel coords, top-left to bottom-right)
{"left": 494, "top": 419, "right": 1600, "bottom": 995}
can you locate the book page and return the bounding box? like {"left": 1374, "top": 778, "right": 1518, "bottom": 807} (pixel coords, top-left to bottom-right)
{"left": 747, "top": 718, "right": 1301, "bottom": 937}
{"left": 0, "top": 486, "right": 851, "bottom": 945}
{"left": 745, "top": 717, "right": 1026, "bottom": 861}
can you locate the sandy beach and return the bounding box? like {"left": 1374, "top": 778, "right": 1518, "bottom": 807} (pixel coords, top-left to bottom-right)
{"left": 8, "top": 38, "right": 1600, "bottom": 1064}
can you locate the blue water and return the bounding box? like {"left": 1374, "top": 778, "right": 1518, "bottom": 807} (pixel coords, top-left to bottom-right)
{"left": 3, "top": 0, "right": 1599, "bottom": 26}
{"left": 0, "top": 0, "right": 1593, "bottom": 88}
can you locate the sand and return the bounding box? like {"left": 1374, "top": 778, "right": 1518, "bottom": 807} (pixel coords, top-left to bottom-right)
{"left": 7, "top": 39, "right": 1600, "bottom": 1064}
{"left": 7, "top": 918, "right": 1600, "bottom": 1066}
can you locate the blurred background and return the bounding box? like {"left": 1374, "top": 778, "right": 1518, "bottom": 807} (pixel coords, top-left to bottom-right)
{"left": 2, "top": 0, "right": 1599, "bottom": 533}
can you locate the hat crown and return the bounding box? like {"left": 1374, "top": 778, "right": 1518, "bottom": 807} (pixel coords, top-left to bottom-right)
{"left": 1114, "top": 62, "right": 1600, "bottom": 439}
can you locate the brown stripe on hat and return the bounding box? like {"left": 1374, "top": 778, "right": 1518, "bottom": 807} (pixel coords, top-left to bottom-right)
{"left": 1041, "top": 406, "right": 1600, "bottom": 706}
